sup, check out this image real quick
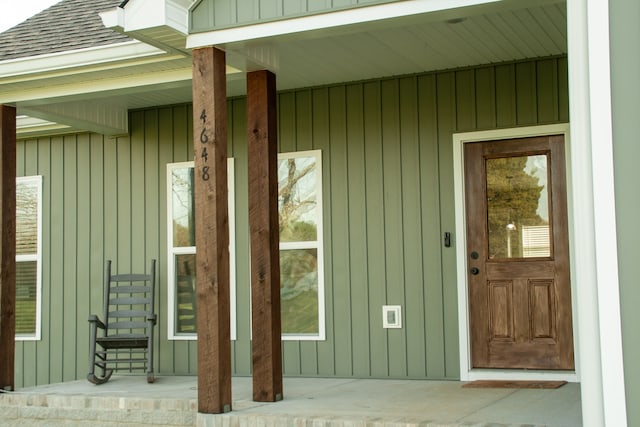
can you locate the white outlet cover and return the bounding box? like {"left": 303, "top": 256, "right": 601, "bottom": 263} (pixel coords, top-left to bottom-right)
{"left": 382, "top": 305, "right": 402, "bottom": 328}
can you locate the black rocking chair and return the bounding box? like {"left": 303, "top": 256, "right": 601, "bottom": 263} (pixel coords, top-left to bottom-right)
{"left": 87, "top": 259, "right": 157, "bottom": 384}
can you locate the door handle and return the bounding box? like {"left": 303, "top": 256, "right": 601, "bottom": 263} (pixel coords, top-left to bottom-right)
{"left": 470, "top": 267, "right": 480, "bottom": 275}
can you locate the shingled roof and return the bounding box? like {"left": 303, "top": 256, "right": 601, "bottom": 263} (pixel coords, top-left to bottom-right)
{"left": 0, "top": 0, "right": 132, "bottom": 61}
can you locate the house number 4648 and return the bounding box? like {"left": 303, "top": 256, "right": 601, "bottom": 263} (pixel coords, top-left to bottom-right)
{"left": 199, "top": 109, "right": 210, "bottom": 181}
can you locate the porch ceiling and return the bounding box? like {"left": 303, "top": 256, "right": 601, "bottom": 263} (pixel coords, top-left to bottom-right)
{"left": 3, "top": 0, "right": 566, "bottom": 137}
{"left": 221, "top": 0, "right": 566, "bottom": 96}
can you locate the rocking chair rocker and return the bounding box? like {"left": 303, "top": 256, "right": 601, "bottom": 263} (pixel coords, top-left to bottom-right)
{"left": 87, "top": 259, "right": 157, "bottom": 384}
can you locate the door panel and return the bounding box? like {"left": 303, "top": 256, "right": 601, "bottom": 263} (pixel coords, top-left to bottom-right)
{"left": 465, "top": 135, "right": 574, "bottom": 370}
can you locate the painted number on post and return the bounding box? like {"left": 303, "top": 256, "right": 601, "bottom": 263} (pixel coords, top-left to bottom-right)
{"left": 199, "top": 109, "right": 210, "bottom": 181}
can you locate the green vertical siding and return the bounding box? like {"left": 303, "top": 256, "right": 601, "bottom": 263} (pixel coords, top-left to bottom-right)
{"left": 610, "top": 0, "right": 640, "bottom": 425}
{"left": 417, "top": 74, "right": 445, "bottom": 378}
{"left": 76, "top": 136, "right": 91, "bottom": 383}
{"left": 36, "top": 139, "right": 52, "bottom": 386}
{"left": 435, "top": 71, "right": 459, "bottom": 378}
{"left": 190, "top": 0, "right": 395, "bottom": 32}
{"left": 13, "top": 57, "right": 568, "bottom": 387}
{"left": 311, "top": 87, "right": 335, "bottom": 376}
{"left": 346, "top": 83, "right": 369, "bottom": 378}
{"left": 362, "top": 80, "right": 388, "bottom": 377}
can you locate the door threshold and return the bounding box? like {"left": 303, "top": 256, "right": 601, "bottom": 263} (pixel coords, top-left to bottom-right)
{"left": 464, "top": 369, "right": 578, "bottom": 383}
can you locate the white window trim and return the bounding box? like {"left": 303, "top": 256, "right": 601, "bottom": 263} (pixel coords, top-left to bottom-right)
{"left": 279, "top": 149, "right": 325, "bottom": 341}
{"left": 15, "top": 175, "right": 43, "bottom": 341}
{"left": 166, "top": 159, "right": 236, "bottom": 340}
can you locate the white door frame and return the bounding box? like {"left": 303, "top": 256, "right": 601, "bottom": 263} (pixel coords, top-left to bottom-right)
{"left": 453, "top": 123, "right": 578, "bottom": 383}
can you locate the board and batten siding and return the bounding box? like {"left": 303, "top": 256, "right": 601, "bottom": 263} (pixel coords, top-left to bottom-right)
{"left": 610, "top": 0, "right": 640, "bottom": 425}
{"left": 190, "top": 0, "right": 391, "bottom": 32}
{"left": 13, "top": 57, "right": 568, "bottom": 388}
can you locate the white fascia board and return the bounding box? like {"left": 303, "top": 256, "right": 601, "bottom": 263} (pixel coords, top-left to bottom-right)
{"left": 124, "top": 0, "right": 169, "bottom": 32}
{"left": 106, "top": 0, "right": 194, "bottom": 34}
{"left": 0, "top": 41, "right": 167, "bottom": 80}
{"left": 2, "top": 68, "right": 192, "bottom": 104}
{"left": 167, "top": 0, "right": 196, "bottom": 34}
{"left": 99, "top": 6, "right": 125, "bottom": 31}
{"left": 16, "top": 116, "right": 74, "bottom": 138}
{"left": 187, "top": 0, "right": 501, "bottom": 48}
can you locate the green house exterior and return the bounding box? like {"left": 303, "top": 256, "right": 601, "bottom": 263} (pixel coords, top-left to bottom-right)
{"left": 12, "top": 57, "right": 569, "bottom": 383}
{"left": 1, "top": 0, "right": 638, "bottom": 426}
{"left": 610, "top": 0, "right": 640, "bottom": 423}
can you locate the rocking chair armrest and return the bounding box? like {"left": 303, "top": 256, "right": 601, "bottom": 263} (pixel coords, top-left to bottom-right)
{"left": 88, "top": 314, "right": 106, "bottom": 330}
{"left": 147, "top": 313, "right": 157, "bottom": 325}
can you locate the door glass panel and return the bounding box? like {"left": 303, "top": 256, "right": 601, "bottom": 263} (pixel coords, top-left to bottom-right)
{"left": 486, "top": 154, "right": 551, "bottom": 259}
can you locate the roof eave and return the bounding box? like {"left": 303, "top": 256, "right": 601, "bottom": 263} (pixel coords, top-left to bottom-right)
{"left": 0, "top": 41, "right": 170, "bottom": 83}
{"left": 16, "top": 116, "right": 76, "bottom": 139}
{"left": 100, "top": 0, "right": 196, "bottom": 54}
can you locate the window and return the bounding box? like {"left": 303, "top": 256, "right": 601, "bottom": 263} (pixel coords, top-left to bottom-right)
{"left": 166, "top": 160, "right": 235, "bottom": 340}
{"left": 486, "top": 154, "right": 551, "bottom": 259}
{"left": 16, "top": 176, "right": 42, "bottom": 340}
{"left": 278, "top": 150, "right": 325, "bottom": 340}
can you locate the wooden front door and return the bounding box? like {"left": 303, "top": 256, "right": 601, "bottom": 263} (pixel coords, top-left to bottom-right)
{"left": 464, "top": 135, "right": 574, "bottom": 370}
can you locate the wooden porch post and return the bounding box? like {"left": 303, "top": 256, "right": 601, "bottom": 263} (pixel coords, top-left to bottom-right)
{"left": 247, "top": 70, "right": 283, "bottom": 402}
{"left": 191, "top": 47, "right": 232, "bottom": 414}
{"left": 0, "top": 105, "right": 16, "bottom": 391}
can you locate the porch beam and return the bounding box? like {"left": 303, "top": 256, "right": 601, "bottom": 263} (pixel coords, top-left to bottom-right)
{"left": 191, "top": 47, "right": 232, "bottom": 414}
{"left": 247, "top": 70, "right": 283, "bottom": 402}
{"left": 0, "top": 105, "right": 16, "bottom": 392}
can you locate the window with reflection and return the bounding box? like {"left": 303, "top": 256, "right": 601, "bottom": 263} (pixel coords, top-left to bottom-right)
{"left": 16, "top": 176, "right": 42, "bottom": 340}
{"left": 166, "top": 160, "right": 235, "bottom": 339}
{"left": 486, "top": 154, "right": 551, "bottom": 259}
{"left": 278, "top": 150, "right": 325, "bottom": 340}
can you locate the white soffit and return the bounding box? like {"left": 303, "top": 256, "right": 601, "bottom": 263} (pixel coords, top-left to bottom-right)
{"left": 187, "top": 0, "right": 509, "bottom": 47}
{"left": 20, "top": 101, "right": 129, "bottom": 137}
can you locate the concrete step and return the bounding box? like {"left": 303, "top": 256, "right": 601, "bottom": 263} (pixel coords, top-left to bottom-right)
{"left": 0, "top": 388, "right": 196, "bottom": 426}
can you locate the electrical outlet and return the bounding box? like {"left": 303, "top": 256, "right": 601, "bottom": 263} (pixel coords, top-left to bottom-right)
{"left": 382, "top": 305, "right": 402, "bottom": 328}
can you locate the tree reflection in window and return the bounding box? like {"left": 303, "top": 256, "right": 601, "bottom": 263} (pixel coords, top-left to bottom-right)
{"left": 278, "top": 157, "right": 317, "bottom": 242}
{"left": 166, "top": 160, "right": 235, "bottom": 339}
{"left": 486, "top": 154, "right": 551, "bottom": 259}
{"left": 16, "top": 177, "right": 41, "bottom": 338}
{"left": 278, "top": 151, "right": 323, "bottom": 338}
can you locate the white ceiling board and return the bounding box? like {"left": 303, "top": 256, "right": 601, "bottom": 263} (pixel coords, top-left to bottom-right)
{"left": 220, "top": 1, "right": 567, "bottom": 95}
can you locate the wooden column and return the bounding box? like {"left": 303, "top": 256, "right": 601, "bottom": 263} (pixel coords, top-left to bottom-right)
{"left": 0, "top": 105, "right": 16, "bottom": 391}
{"left": 191, "top": 47, "right": 232, "bottom": 414}
{"left": 247, "top": 70, "right": 283, "bottom": 402}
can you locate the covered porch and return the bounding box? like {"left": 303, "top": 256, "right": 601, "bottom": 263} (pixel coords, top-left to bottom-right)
{"left": 0, "top": 375, "right": 581, "bottom": 426}
{"left": 0, "top": 0, "right": 626, "bottom": 425}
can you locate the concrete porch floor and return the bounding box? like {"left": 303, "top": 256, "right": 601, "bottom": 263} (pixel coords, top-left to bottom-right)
{"left": 0, "top": 376, "right": 582, "bottom": 426}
